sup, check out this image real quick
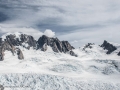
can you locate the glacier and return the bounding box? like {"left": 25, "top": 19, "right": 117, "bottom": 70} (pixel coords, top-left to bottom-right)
{"left": 0, "top": 45, "right": 120, "bottom": 90}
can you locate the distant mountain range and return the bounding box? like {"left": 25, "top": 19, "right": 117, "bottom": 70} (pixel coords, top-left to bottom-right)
{"left": 0, "top": 32, "right": 120, "bottom": 61}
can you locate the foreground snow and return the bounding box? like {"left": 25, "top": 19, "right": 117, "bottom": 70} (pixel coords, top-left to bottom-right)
{"left": 0, "top": 74, "right": 120, "bottom": 90}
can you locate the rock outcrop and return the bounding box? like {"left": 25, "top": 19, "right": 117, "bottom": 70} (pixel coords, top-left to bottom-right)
{"left": 0, "top": 33, "right": 77, "bottom": 61}
{"left": 101, "top": 40, "right": 117, "bottom": 54}
{"left": 118, "top": 52, "right": 120, "bottom": 56}
{"left": 83, "top": 43, "right": 94, "bottom": 50}
{"left": 41, "top": 43, "right": 47, "bottom": 51}
{"left": 69, "top": 51, "right": 77, "bottom": 57}
{"left": 0, "top": 84, "right": 4, "bottom": 90}
{"left": 20, "top": 34, "right": 36, "bottom": 48}
{"left": 16, "top": 48, "right": 24, "bottom": 60}
{"left": 37, "top": 35, "right": 77, "bottom": 56}
{"left": 5, "top": 34, "right": 36, "bottom": 48}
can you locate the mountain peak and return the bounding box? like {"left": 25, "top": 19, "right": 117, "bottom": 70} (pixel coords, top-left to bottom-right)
{"left": 0, "top": 33, "right": 77, "bottom": 61}
{"left": 101, "top": 40, "right": 117, "bottom": 54}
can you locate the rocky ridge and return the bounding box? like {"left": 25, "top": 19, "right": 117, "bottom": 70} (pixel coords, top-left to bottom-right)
{"left": 0, "top": 32, "right": 120, "bottom": 61}
{"left": 82, "top": 40, "right": 120, "bottom": 56}
{"left": 0, "top": 33, "right": 77, "bottom": 61}
{"left": 37, "top": 35, "right": 77, "bottom": 56}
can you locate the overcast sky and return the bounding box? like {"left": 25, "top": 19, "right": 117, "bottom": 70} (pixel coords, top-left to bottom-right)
{"left": 0, "top": 0, "right": 120, "bottom": 47}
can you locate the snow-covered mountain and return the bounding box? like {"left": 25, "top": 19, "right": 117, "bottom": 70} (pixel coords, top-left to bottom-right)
{"left": 0, "top": 32, "right": 120, "bottom": 90}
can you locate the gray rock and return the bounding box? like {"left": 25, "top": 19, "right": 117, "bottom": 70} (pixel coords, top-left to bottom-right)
{"left": 6, "top": 34, "right": 19, "bottom": 46}
{"left": 101, "top": 40, "right": 117, "bottom": 54}
{"left": 118, "top": 52, "right": 120, "bottom": 56}
{"left": 54, "top": 38, "right": 63, "bottom": 52}
{"left": 0, "top": 47, "right": 4, "bottom": 61}
{"left": 52, "top": 42, "right": 59, "bottom": 52}
{"left": 0, "top": 84, "right": 4, "bottom": 90}
{"left": 62, "top": 41, "right": 74, "bottom": 52}
{"left": 0, "top": 38, "right": 2, "bottom": 46}
{"left": 17, "top": 48, "right": 24, "bottom": 60}
{"left": 0, "top": 41, "right": 14, "bottom": 61}
{"left": 37, "top": 35, "right": 50, "bottom": 48}
{"left": 37, "top": 35, "right": 76, "bottom": 56}
{"left": 41, "top": 43, "right": 47, "bottom": 51}
{"left": 69, "top": 51, "right": 78, "bottom": 57}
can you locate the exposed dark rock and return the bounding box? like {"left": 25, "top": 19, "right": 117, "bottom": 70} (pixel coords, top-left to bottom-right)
{"left": 0, "top": 47, "right": 4, "bottom": 61}
{"left": 6, "top": 34, "right": 18, "bottom": 46}
{"left": 0, "top": 38, "right": 2, "bottom": 46}
{"left": 1, "top": 41, "right": 12, "bottom": 51}
{"left": 54, "top": 38, "right": 63, "bottom": 52}
{"left": 0, "top": 33, "right": 77, "bottom": 61}
{"left": 37, "top": 35, "right": 77, "bottom": 56}
{"left": 0, "top": 33, "right": 36, "bottom": 60}
{"left": 16, "top": 48, "right": 24, "bottom": 60}
{"left": 27, "top": 35, "right": 36, "bottom": 48}
{"left": 62, "top": 41, "right": 74, "bottom": 52}
{"left": 0, "top": 84, "right": 4, "bottom": 90}
{"left": 69, "top": 51, "right": 78, "bottom": 57}
{"left": 37, "top": 35, "right": 49, "bottom": 48}
{"left": 101, "top": 40, "right": 117, "bottom": 54}
{"left": 20, "top": 34, "right": 36, "bottom": 48}
{"left": 3, "top": 34, "right": 37, "bottom": 49}
{"left": 118, "top": 52, "right": 120, "bottom": 56}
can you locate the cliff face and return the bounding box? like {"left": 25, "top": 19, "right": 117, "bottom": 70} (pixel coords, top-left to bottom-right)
{"left": 0, "top": 33, "right": 36, "bottom": 61}
{"left": 101, "top": 40, "right": 117, "bottom": 54}
{"left": 37, "top": 35, "right": 77, "bottom": 57}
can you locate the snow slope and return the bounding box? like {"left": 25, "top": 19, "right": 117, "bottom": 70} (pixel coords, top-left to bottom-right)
{"left": 0, "top": 32, "right": 120, "bottom": 90}
{"left": 0, "top": 46, "right": 119, "bottom": 89}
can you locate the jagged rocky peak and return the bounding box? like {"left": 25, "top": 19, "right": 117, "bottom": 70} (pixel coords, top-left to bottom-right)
{"left": 0, "top": 32, "right": 37, "bottom": 61}
{"left": 101, "top": 40, "right": 117, "bottom": 54}
{"left": 3, "top": 33, "right": 37, "bottom": 49}
{"left": 37, "top": 35, "right": 77, "bottom": 57}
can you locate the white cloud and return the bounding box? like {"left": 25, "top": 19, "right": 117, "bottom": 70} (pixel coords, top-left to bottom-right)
{"left": 44, "top": 29, "right": 55, "bottom": 37}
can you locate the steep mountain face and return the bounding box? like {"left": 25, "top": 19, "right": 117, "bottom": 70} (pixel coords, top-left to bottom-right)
{"left": 37, "top": 35, "right": 77, "bottom": 56}
{"left": 0, "top": 33, "right": 77, "bottom": 61}
{"left": 0, "top": 33, "right": 37, "bottom": 61}
{"left": 118, "top": 52, "right": 120, "bottom": 56}
{"left": 0, "top": 84, "right": 4, "bottom": 90}
{"left": 101, "top": 40, "right": 117, "bottom": 54}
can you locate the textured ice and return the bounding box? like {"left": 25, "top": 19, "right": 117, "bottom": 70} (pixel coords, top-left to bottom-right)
{"left": 0, "top": 74, "right": 120, "bottom": 90}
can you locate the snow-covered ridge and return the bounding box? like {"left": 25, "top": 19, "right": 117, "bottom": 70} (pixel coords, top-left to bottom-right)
{"left": 0, "top": 32, "right": 120, "bottom": 90}
{"left": 0, "top": 32, "right": 77, "bottom": 61}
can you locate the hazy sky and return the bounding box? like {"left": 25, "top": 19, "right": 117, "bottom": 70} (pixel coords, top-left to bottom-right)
{"left": 0, "top": 0, "right": 120, "bottom": 47}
